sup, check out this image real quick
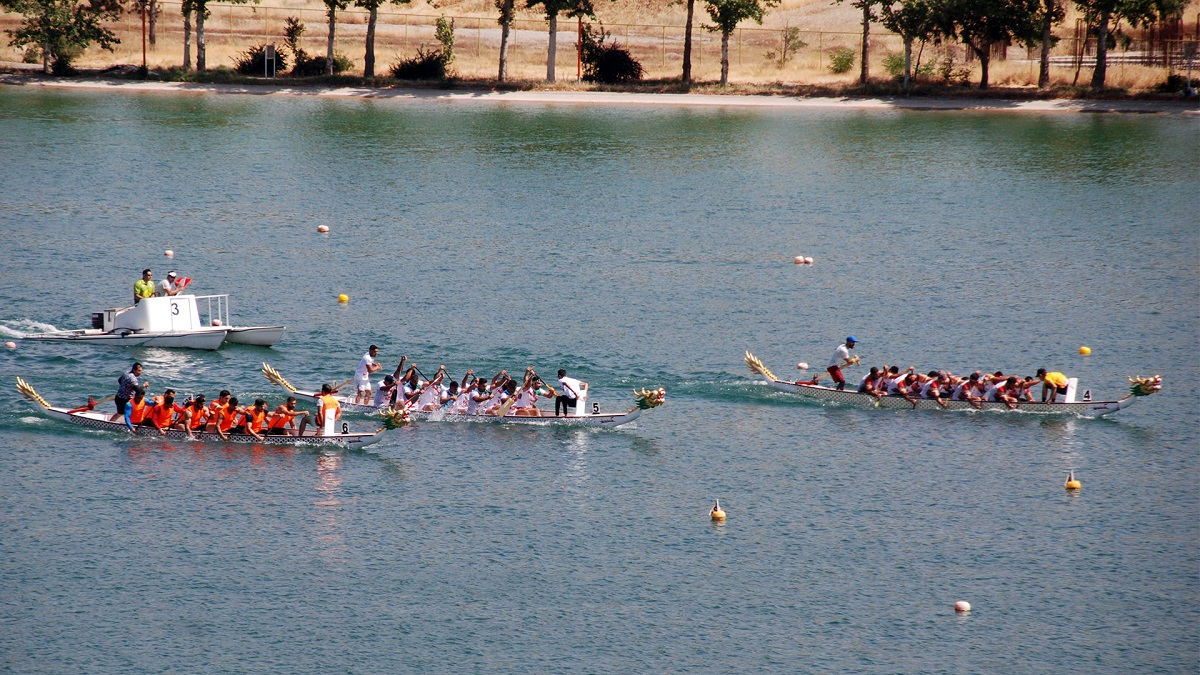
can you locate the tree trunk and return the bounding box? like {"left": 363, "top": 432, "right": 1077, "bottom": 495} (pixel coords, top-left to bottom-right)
{"left": 546, "top": 13, "right": 557, "bottom": 82}
{"left": 325, "top": 6, "right": 336, "bottom": 75}
{"left": 42, "top": 40, "right": 51, "bottom": 75}
{"left": 148, "top": 0, "right": 158, "bottom": 46}
{"left": 1090, "top": 8, "right": 1110, "bottom": 89}
{"left": 720, "top": 29, "right": 730, "bottom": 85}
{"left": 196, "top": 7, "right": 206, "bottom": 71}
{"left": 182, "top": 6, "right": 191, "bottom": 70}
{"left": 1037, "top": 0, "right": 1053, "bottom": 87}
{"left": 682, "top": 0, "right": 694, "bottom": 83}
{"left": 977, "top": 43, "right": 990, "bottom": 89}
{"left": 903, "top": 38, "right": 912, "bottom": 91}
{"left": 498, "top": 0, "right": 513, "bottom": 81}
{"left": 364, "top": 7, "right": 377, "bottom": 78}
{"left": 859, "top": 3, "right": 870, "bottom": 84}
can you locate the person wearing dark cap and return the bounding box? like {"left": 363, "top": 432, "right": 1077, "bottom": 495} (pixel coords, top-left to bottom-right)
{"left": 826, "top": 336, "right": 859, "bottom": 391}
{"left": 374, "top": 374, "right": 397, "bottom": 408}
{"left": 155, "top": 271, "right": 183, "bottom": 297}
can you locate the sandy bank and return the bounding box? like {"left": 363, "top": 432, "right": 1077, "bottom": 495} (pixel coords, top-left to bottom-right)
{"left": 3, "top": 73, "right": 1198, "bottom": 115}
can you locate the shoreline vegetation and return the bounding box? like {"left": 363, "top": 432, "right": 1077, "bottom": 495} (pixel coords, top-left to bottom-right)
{"left": 2, "top": 65, "right": 1198, "bottom": 113}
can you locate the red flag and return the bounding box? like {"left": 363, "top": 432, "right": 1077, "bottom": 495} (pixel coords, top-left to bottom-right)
{"left": 177, "top": 277, "right": 192, "bottom": 291}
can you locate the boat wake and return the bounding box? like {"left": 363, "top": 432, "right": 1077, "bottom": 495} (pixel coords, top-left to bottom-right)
{"left": 0, "top": 319, "right": 60, "bottom": 338}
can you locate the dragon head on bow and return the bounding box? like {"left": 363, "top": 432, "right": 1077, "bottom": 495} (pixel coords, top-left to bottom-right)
{"left": 634, "top": 387, "right": 666, "bottom": 410}
{"left": 1128, "top": 375, "right": 1163, "bottom": 397}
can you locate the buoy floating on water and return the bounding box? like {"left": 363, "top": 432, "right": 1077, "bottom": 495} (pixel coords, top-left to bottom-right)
{"left": 793, "top": 256, "right": 814, "bottom": 265}
{"left": 955, "top": 600, "right": 971, "bottom": 613}
{"left": 710, "top": 500, "right": 726, "bottom": 521}
{"left": 337, "top": 294, "right": 349, "bottom": 303}
{"left": 164, "top": 249, "right": 174, "bottom": 258}
{"left": 211, "top": 319, "right": 222, "bottom": 327}
{"left": 797, "top": 362, "right": 810, "bottom": 370}
{"left": 805, "top": 257, "right": 813, "bottom": 264}
{"left": 317, "top": 225, "right": 330, "bottom": 233}
{"left": 1065, "top": 471, "right": 1081, "bottom": 491}
{"left": 1079, "top": 346, "right": 1091, "bottom": 355}
{"left": 4, "top": 341, "right": 16, "bottom": 349}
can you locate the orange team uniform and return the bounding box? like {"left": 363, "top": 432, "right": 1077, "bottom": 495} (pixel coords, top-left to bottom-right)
{"left": 317, "top": 395, "right": 340, "bottom": 426}
{"left": 187, "top": 405, "right": 209, "bottom": 431}
{"left": 267, "top": 411, "right": 295, "bottom": 433}
{"left": 128, "top": 398, "right": 150, "bottom": 425}
{"left": 245, "top": 408, "right": 269, "bottom": 434}
{"left": 147, "top": 403, "right": 175, "bottom": 430}
{"left": 215, "top": 406, "right": 240, "bottom": 433}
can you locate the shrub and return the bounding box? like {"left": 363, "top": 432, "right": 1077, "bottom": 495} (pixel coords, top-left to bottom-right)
{"left": 765, "top": 26, "right": 806, "bottom": 68}
{"left": 882, "top": 51, "right": 935, "bottom": 80}
{"left": 435, "top": 16, "right": 455, "bottom": 65}
{"left": 22, "top": 46, "right": 41, "bottom": 64}
{"left": 234, "top": 44, "right": 289, "bottom": 75}
{"left": 280, "top": 16, "right": 351, "bottom": 77}
{"left": 581, "top": 24, "right": 644, "bottom": 84}
{"left": 828, "top": 46, "right": 855, "bottom": 74}
{"left": 390, "top": 47, "right": 448, "bottom": 80}
{"left": 1154, "top": 73, "right": 1187, "bottom": 93}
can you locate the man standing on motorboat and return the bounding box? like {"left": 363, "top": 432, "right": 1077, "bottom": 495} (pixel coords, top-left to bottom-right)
{"left": 155, "top": 271, "right": 184, "bottom": 297}
{"left": 134, "top": 269, "right": 155, "bottom": 304}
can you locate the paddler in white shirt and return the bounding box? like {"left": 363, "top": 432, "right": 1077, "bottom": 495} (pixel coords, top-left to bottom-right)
{"left": 556, "top": 369, "right": 586, "bottom": 417}
{"left": 373, "top": 375, "right": 397, "bottom": 408}
{"left": 414, "top": 368, "right": 446, "bottom": 411}
{"left": 354, "top": 345, "right": 382, "bottom": 405}
{"left": 827, "top": 336, "right": 859, "bottom": 391}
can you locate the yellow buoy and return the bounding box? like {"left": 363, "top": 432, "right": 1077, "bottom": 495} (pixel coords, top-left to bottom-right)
{"left": 1065, "top": 471, "right": 1081, "bottom": 490}
{"left": 710, "top": 500, "right": 726, "bottom": 521}
{"left": 337, "top": 294, "right": 349, "bottom": 303}
{"left": 1079, "top": 346, "right": 1091, "bottom": 355}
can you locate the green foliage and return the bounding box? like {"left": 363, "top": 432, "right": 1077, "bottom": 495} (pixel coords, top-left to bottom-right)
{"left": 390, "top": 47, "right": 448, "bottom": 80}
{"left": 1153, "top": 73, "right": 1187, "bottom": 92}
{"left": 937, "top": 48, "right": 972, "bottom": 84}
{"left": 234, "top": 43, "right": 289, "bottom": 75}
{"left": 882, "top": 51, "right": 935, "bottom": 79}
{"left": 704, "top": 0, "right": 777, "bottom": 35}
{"left": 21, "top": 45, "right": 40, "bottom": 63}
{"left": 1, "top": 0, "right": 122, "bottom": 74}
{"left": 435, "top": 15, "right": 455, "bottom": 64}
{"left": 280, "top": 16, "right": 350, "bottom": 76}
{"left": 581, "top": 23, "right": 644, "bottom": 83}
{"left": 764, "top": 26, "right": 806, "bottom": 67}
{"left": 526, "top": 0, "right": 594, "bottom": 21}
{"left": 828, "top": 46, "right": 855, "bottom": 74}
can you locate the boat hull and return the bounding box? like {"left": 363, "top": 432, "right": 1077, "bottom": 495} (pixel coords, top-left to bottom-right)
{"left": 764, "top": 380, "right": 1136, "bottom": 417}
{"left": 223, "top": 326, "right": 286, "bottom": 347}
{"left": 286, "top": 389, "right": 645, "bottom": 427}
{"left": 41, "top": 407, "right": 383, "bottom": 447}
{"left": 23, "top": 328, "right": 229, "bottom": 350}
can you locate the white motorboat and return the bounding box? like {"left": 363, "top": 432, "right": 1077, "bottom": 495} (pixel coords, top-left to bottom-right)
{"left": 22, "top": 294, "right": 285, "bottom": 349}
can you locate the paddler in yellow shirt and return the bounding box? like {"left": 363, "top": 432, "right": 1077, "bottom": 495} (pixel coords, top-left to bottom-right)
{"left": 1037, "top": 368, "right": 1070, "bottom": 403}
{"left": 134, "top": 269, "right": 156, "bottom": 304}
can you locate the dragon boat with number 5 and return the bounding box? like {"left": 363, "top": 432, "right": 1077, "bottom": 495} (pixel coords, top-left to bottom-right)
{"left": 262, "top": 363, "right": 665, "bottom": 428}
{"left": 16, "top": 377, "right": 390, "bottom": 448}
{"left": 744, "top": 352, "right": 1161, "bottom": 417}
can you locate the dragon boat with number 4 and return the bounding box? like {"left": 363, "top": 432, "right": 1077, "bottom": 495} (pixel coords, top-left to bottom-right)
{"left": 16, "top": 377, "right": 390, "bottom": 448}
{"left": 744, "top": 352, "right": 1161, "bottom": 417}
{"left": 262, "top": 363, "right": 665, "bottom": 428}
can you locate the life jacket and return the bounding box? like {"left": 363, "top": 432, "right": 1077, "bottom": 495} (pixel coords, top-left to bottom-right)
{"left": 148, "top": 403, "right": 174, "bottom": 429}
{"left": 267, "top": 410, "right": 290, "bottom": 430}
{"left": 216, "top": 407, "right": 239, "bottom": 433}
{"left": 128, "top": 399, "right": 149, "bottom": 424}
{"left": 246, "top": 408, "right": 268, "bottom": 433}
{"left": 188, "top": 405, "right": 208, "bottom": 430}
{"left": 317, "top": 394, "right": 340, "bottom": 423}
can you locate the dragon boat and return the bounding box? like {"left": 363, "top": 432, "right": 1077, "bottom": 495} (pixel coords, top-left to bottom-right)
{"left": 16, "top": 378, "right": 388, "bottom": 448}
{"left": 744, "top": 352, "right": 1161, "bottom": 417}
{"left": 262, "top": 363, "right": 665, "bottom": 428}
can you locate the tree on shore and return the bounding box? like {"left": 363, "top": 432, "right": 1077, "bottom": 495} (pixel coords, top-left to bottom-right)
{"left": 496, "top": 0, "right": 515, "bottom": 80}
{"left": 704, "top": 0, "right": 779, "bottom": 85}
{"left": 191, "top": 0, "right": 256, "bottom": 71}
{"left": 181, "top": 0, "right": 192, "bottom": 69}
{"left": 356, "top": 0, "right": 411, "bottom": 77}
{"left": 1, "top": 0, "right": 122, "bottom": 74}
{"left": 527, "top": 0, "right": 596, "bottom": 82}
{"left": 322, "top": 0, "right": 348, "bottom": 75}
{"left": 681, "top": 0, "right": 696, "bottom": 83}
{"left": 936, "top": 0, "right": 1042, "bottom": 89}
{"left": 1074, "top": 0, "right": 1185, "bottom": 89}
{"left": 879, "top": 0, "right": 937, "bottom": 89}
{"left": 1035, "top": 0, "right": 1064, "bottom": 86}
{"left": 836, "top": 0, "right": 882, "bottom": 83}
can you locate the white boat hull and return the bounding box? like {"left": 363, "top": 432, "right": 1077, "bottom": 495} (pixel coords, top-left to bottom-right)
{"left": 763, "top": 379, "right": 1138, "bottom": 417}
{"left": 23, "top": 328, "right": 229, "bottom": 350}
{"left": 223, "top": 326, "right": 286, "bottom": 347}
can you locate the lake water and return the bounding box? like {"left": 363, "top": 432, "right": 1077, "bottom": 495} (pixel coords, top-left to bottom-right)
{"left": 1, "top": 86, "right": 1197, "bottom": 672}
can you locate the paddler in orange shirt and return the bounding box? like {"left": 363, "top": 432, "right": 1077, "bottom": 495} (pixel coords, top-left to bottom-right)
{"left": 146, "top": 392, "right": 193, "bottom": 438}
{"left": 240, "top": 399, "right": 270, "bottom": 441}
{"left": 267, "top": 396, "right": 310, "bottom": 437}
{"left": 214, "top": 396, "right": 244, "bottom": 440}
{"left": 315, "top": 384, "right": 341, "bottom": 435}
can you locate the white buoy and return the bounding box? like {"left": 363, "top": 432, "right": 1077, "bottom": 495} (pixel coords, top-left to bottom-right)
{"left": 317, "top": 225, "right": 330, "bottom": 233}
{"left": 211, "top": 319, "right": 223, "bottom": 327}
{"left": 797, "top": 362, "right": 809, "bottom": 370}
{"left": 955, "top": 600, "right": 971, "bottom": 613}
{"left": 793, "top": 256, "right": 804, "bottom": 264}
{"left": 164, "top": 249, "right": 174, "bottom": 257}
{"left": 804, "top": 257, "right": 814, "bottom": 264}
{"left": 4, "top": 341, "right": 15, "bottom": 349}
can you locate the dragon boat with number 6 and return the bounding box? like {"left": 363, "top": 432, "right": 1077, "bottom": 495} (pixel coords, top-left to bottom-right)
{"left": 16, "top": 378, "right": 389, "bottom": 448}
{"left": 744, "top": 352, "right": 1161, "bottom": 417}
{"left": 262, "top": 363, "right": 665, "bottom": 428}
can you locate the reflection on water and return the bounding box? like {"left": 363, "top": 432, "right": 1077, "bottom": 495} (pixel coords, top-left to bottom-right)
{"left": 312, "top": 452, "right": 349, "bottom": 567}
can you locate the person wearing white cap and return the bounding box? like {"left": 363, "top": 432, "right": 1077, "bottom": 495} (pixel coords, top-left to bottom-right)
{"left": 827, "top": 336, "right": 859, "bottom": 391}
{"left": 155, "top": 271, "right": 183, "bottom": 297}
